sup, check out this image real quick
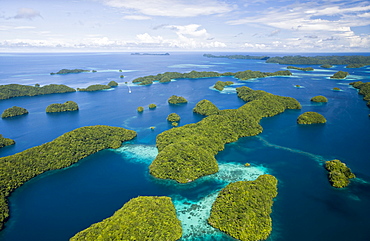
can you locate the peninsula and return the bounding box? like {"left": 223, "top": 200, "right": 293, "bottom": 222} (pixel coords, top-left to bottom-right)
{"left": 0, "top": 135, "right": 15, "bottom": 148}
{"left": 0, "top": 125, "right": 137, "bottom": 230}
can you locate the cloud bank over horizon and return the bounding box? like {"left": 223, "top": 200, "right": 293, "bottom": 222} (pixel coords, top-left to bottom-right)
{"left": 0, "top": 0, "right": 369, "bottom": 52}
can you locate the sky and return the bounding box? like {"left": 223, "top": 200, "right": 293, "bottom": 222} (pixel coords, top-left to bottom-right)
{"left": 0, "top": 0, "right": 369, "bottom": 52}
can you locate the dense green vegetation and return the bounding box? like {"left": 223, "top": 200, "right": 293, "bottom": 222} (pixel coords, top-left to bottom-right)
{"left": 203, "top": 54, "right": 269, "bottom": 60}
{"left": 266, "top": 55, "right": 370, "bottom": 65}
{"left": 0, "top": 84, "right": 76, "bottom": 100}
{"left": 108, "top": 80, "right": 118, "bottom": 87}
{"left": 193, "top": 99, "right": 220, "bottom": 116}
{"left": 149, "top": 87, "right": 301, "bottom": 183}
{"left": 287, "top": 66, "right": 314, "bottom": 71}
{"left": 77, "top": 84, "right": 111, "bottom": 92}
{"left": 168, "top": 95, "right": 188, "bottom": 104}
{"left": 321, "top": 64, "right": 333, "bottom": 68}
{"left": 213, "top": 81, "right": 234, "bottom": 91}
{"left": 167, "top": 113, "right": 180, "bottom": 122}
{"left": 208, "top": 174, "right": 278, "bottom": 241}
{"left": 332, "top": 87, "right": 341, "bottom": 91}
{"left": 137, "top": 106, "right": 144, "bottom": 112}
{"left": 71, "top": 196, "right": 182, "bottom": 241}
{"left": 1, "top": 106, "right": 28, "bottom": 118}
{"left": 132, "top": 70, "right": 292, "bottom": 86}
{"left": 50, "top": 69, "right": 91, "bottom": 75}
{"left": 297, "top": 112, "right": 326, "bottom": 124}
{"left": 149, "top": 104, "right": 157, "bottom": 109}
{"left": 45, "top": 101, "right": 79, "bottom": 113}
{"left": 346, "top": 64, "right": 366, "bottom": 68}
{"left": 350, "top": 81, "right": 370, "bottom": 108}
{"left": 0, "top": 125, "right": 137, "bottom": 230}
{"left": 311, "top": 95, "right": 328, "bottom": 103}
{"left": 325, "top": 160, "right": 356, "bottom": 188}
{"left": 330, "top": 71, "right": 349, "bottom": 79}
{"left": 0, "top": 135, "right": 15, "bottom": 148}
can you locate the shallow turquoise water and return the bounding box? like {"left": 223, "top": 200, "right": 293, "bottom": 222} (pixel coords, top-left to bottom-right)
{"left": 0, "top": 52, "right": 369, "bottom": 241}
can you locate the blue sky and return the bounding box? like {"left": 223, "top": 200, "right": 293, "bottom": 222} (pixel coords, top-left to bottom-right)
{"left": 1, "top": 0, "right": 369, "bottom": 52}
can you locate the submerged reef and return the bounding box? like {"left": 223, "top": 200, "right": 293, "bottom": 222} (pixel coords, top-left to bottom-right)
{"left": 208, "top": 174, "right": 278, "bottom": 241}
{"left": 297, "top": 112, "right": 326, "bottom": 124}
{"left": 150, "top": 87, "right": 301, "bottom": 183}
{"left": 0, "top": 125, "right": 137, "bottom": 230}
{"left": 325, "top": 159, "right": 356, "bottom": 188}
{"left": 46, "top": 101, "right": 79, "bottom": 113}
{"left": 71, "top": 196, "right": 182, "bottom": 241}
{"left": 1, "top": 106, "right": 28, "bottom": 118}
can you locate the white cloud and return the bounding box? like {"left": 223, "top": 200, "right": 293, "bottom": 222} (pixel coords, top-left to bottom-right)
{"left": 166, "top": 24, "right": 209, "bottom": 38}
{"left": 136, "top": 33, "right": 163, "bottom": 43}
{"left": 14, "top": 8, "right": 42, "bottom": 20}
{"left": 122, "top": 15, "right": 151, "bottom": 20}
{"left": 100, "top": 0, "right": 233, "bottom": 17}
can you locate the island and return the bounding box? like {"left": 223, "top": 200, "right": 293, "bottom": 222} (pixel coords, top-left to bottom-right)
{"left": 192, "top": 99, "right": 220, "bottom": 116}
{"left": 149, "top": 104, "right": 157, "bottom": 109}
{"left": 168, "top": 95, "right": 188, "bottom": 105}
{"left": 287, "top": 66, "right": 314, "bottom": 71}
{"left": 149, "top": 87, "right": 301, "bottom": 183}
{"left": 45, "top": 101, "right": 79, "bottom": 113}
{"left": 346, "top": 64, "right": 366, "bottom": 68}
{"left": 208, "top": 174, "right": 278, "bottom": 241}
{"left": 1, "top": 106, "right": 28, "bottom": 118}
{"left": 108, "top": 80, "right": 118, "bottom": 87}
{"left": 321, "top": 64, "right": 333, "bottom": 68}
{"left": 350, "top": 81, "right": 370, "bottom": 108}
{"left": 77, "top": 84, "right": 111, "bottom": 92}
{"left": 0, "top": 125, "right": 137, "bottom": 230}
{"left": 297, "top": 112, "right": 326, "bottom": 124}
{"left": 132, "top": 70, "right": 292, "bottom": 85}
{"left": 203, "top": 54, "right": 269, "bottom": 60}
{"left": 330, "top": 71, "right": 349, "bottom": 79}
{"left": 311, "top": 95, "right": 328, "bottom": 103}
{"left": 137, "top": 106, "right": 144, "bottom": 112}
{"left": 0, "top": 134, "right": 15, "bottom": 148}
{"left": 213, "top": 81, "right": 234, "bottom": 91}
{"left": 167, "top": 113, "right": 180, "bottom": 123}
{"left": 0, "top": 84, "right": 76, "bottom": 100}
{"left": 266, "top": 55, "right": 370, "bottom": 66}
{"left": 70, "top": 196, "right": 182, "bottom": 241}
{"left": 332, "top": 87, "right": 341, "bottom": 91}
{"left": 131, "top": 53, "right": 170, "bottom": 56}
{"left": 50, "top": 69, "right": 94, "bottom": 75}
{"left": 325, "top": 159, "right": 356, "bottom": 188}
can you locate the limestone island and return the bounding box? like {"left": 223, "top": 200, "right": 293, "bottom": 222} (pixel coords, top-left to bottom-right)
{"left": 213, "top": 80, "right": 234, "bottom": 91}
{"left": 0, "top": 84, "right": 75, "bottom": 100}
{"left": 50, "top": 69, "right": 95, "bottom": 75}
{"left": 346, "top": 63, "right": 367, "bottom": 68}
{"left": 0, "top": 125, "right": 137, "bottom": 230}
{"left": 0, "top": 134, "right": 15, "bottom": 148}
{"left": 193, "top": 99, "right": 220, "bottom": 116}
{"left": 78, "top": 84, "right": 111, "bottom": 92}
{"left": 137, "top": 106, "right": 144, "bottom": 112}
{"left": 266, "top": 55, "right": 370, "bottom": 66}
{"left": 311, "top": 95, "right": 328, "bottom": 103}
{"left": 46, "top": 101, "right": 79, "bottom": 113}
{"left": 325, "top": 159, "right": 356, "bottom": 188}
{"left": 70, "top": 196, "right": 182, "bottom": 241}
{"left": 208, "top": 174, "right": 278, "bottom": 241}
{"left": 167, "top": 113, "right": 180, "bottom": 123}
{"left": 297, "top": 111, "right": 326, "bottom": 124}
{"left": 149, "top": 87, "right": 301, "bottom": 183}
{"left": 350, "top": 81, "right": 370, "bottom": 108}
{"left": 287, "top": 66, "right": 314, "bottom": 71}
{"left": 1, "top": 106, "right": 28, "bottom": 118}
{"left": 321, "top": 64, "right": 333, "bottom": 68}
{"left": 332, "top": 87, "right": 341, "bottom": 91}
{"left": 330, "top": 71, "right": 349, "bottom": 79}
{"left": 203, "top": 54, "right": 269, "bottom": 60}
{"left": 149, "top": 104, "right": 157, "bottom": 109}
{"left": 168, "top": 95, "right": 188, "bottom": 105}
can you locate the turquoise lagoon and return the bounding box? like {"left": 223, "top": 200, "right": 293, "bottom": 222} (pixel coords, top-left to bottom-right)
{"left": 0, "top": 52, "right": 370, "bottom": 241}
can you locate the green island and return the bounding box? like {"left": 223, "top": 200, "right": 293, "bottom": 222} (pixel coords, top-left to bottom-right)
{"left": 208, "top": 174, "right": 278, "bottom": 241}
{"left": 167, "top": 113, "right": 180, "bottom": 123}
{"left": 350, "top": 81, "right": 370, "bottom": 108}
{"left": 45, "top": 101, "right": 79, "bottom": 113}
{"left": 346, "top": 63, "right": 366, "bottom": 68}
{"left": 50, "top": 69, "right": 93, "bottom": 75}
{"left": 332, "top": 87, "right": 341, "bottom": 91}
{"left": 149, "top": 87, "right": 301, "bottom": 183}
{"left": 149, "top": 104, "right": 157, "bottom": 109}
{"left": 266, "top": 55, "right": 370, "bottom": 66}
{"left": 193, "top": 99, "right": 220, "bottom": 116}
{"left": 0, "top": 84, "right": 76, "bottom": 100}
{"left": 168, "top": 95, "right": 188, "bottom": 104}
{"left": 0, "top": 135, "right": 15, "bottom": 148}
{"left": 0, "top": 125, "right": 137, "bottom": 230}
{"left": 203, "top": 54, "right": 269, "bottom": 60}
{"left": 330, "top": 71, "right": 349, "bottom": 79}
{"left": 321, "top": 64, "right": 333, "bottom": 68}
{"left": 108, "top": 80, "right": 119, "bottom": 87}
{"left": 137, "top": 106, "right": 144, "bottom": 112}
{"left": 297, "top": 111, "right": 326, "bottom": 124}
{"left": 287, "top": 66, "right": 314, "bottom": 71}
{"left": 77, "top": 84, "right": 111, "bottom": 92}
{"left": 311, "top": 95, "right": 328, "bottom": 103}
{"left": 325, "top": 159, "right": 356, "bottom": 188}
{"left": 132, "top": 70, "right": 292, "bottom": 85}
{"left": 213, "top": 80, "right": 234, "bottom": 91}
{"left": 70, "top": 196, "right": 182, "bottom": 241}
{"left": 1, "top": 106, "right": 28, "bottom": 118}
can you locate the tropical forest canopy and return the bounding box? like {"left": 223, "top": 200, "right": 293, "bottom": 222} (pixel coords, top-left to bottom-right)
{"left": 0, "top": 84, "right": 76, "bottom": 100}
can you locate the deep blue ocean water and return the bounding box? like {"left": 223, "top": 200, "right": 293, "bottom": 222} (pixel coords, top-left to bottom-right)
{"left": 0, "top": 52, "right": 369, "bottom": 241}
